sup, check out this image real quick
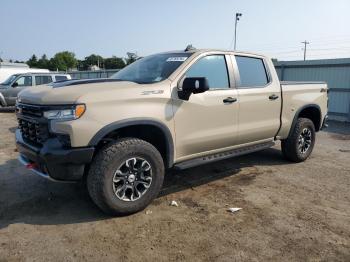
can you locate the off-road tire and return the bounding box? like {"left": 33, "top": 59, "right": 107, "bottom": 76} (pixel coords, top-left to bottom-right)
{"left": 281, "top": 118, "right": 316, "bottom": 162}
{"left": 87, "top": 138, "right": 164, "bottom": 215}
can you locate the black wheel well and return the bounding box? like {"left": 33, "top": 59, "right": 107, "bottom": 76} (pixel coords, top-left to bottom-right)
{"left": 298, "top": 106, "right": 321, "bottom": 131}
{"left": 95, "top": 124, "right": 172, "bottom": 168}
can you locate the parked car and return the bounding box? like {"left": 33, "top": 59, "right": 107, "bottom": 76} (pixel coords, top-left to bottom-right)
{"left": 0, "top": 73, "right": 71, "bottom": 106}
{"left": 0, "top": 62, "right": 49, "bottom": 83}
{"left": 15, "top": 48, "right": 328, "bottom": 215}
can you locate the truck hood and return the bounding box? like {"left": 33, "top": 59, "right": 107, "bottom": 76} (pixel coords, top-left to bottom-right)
{"left": 17, "top": 79, "right": 140, "bottom": 105}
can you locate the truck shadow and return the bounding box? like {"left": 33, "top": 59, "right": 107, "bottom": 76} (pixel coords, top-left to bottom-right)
{"left": 0, "top": 147, "right": 289, "bottom": 229}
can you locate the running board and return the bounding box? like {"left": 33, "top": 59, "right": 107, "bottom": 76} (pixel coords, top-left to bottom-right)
{"left": 174, "top": 141, "right": 275, "bottom": 170}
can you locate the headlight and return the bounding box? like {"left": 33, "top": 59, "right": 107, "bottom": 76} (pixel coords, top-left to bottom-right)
{"left": 44, "top": 104, "right": 86, "bottom": 120}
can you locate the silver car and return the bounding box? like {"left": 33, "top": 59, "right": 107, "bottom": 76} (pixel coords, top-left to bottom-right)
{"left": 0, "top": 73, "right": 71, "bottom": 107}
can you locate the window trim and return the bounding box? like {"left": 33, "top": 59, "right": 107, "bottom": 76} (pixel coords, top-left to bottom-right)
{"left": 178, "top": 54, "right": 232, "bottom": 91}
{"left": 233, "top": 55, "right": 272, "bottom": 89}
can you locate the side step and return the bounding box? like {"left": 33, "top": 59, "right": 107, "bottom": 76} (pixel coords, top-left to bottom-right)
{"left": 174, "top": 141, "right": 275, "bottom": 170}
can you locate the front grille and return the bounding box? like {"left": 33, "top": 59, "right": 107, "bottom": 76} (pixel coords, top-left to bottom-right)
{"left": 17, "top": 103, "right": 49, "bottom": 146}
{"left": 17, "top": 104, "right": 43, "bottom": 117}
{"left": 18, "top": 118, "right": 49, "bottom": 145}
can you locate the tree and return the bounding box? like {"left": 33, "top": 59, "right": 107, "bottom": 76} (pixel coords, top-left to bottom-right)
{"left": 104, "top": 56, "right": 125, "bottom": 69}
{"left": 125, "top": 52, "right": 138, "bottom": 65}
{"left": 82, "top": 54, "right": 104, "bottom": 70}
{"left": 27, "top": 54, "right": 38, "bottom": 68}
{"left": 37, "top": 54, "right": 49, "bottom": 69}
{"left": 49, "top": 51, "right": 77, "bottom": 71}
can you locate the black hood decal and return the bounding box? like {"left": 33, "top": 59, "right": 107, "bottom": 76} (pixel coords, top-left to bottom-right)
{"left": 51, "top": 78, "right": 122, "bottom": 88}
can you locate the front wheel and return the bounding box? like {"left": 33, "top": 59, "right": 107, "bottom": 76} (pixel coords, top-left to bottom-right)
{"left": 281, "top": 118, "right": 316, "bottom": 162}
{"left": 87, "top": 138, "right": 165, "bottom": 215}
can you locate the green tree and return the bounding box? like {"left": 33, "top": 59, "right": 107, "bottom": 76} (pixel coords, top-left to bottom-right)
{"left": 49, "top": 51, "right": 77, "bottom": 71}
{"left": 82, "top": 54, "right": 104, "bottom": 70}
{"left": 27, "top": 54, "right": 38, "bottom": 67}
{"left": 104, "top": 56, "right": 125, "bottom": 69}
{"left": 37, "top": 54, "right": 49, "bottom": 69}
{"left": 125, "top": 52, "right": 138, "bottom": 65}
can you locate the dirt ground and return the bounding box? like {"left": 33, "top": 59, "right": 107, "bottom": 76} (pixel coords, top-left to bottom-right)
{"left": 0, "top": 111, "right": 349, "bottom": 262}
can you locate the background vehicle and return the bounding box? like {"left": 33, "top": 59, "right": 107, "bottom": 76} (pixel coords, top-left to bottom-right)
{"left": 15, "top": 49, "right": 328, "bottom": 215}
{"left": 0, "top": 62, "right": 49, "bottom": 83}
{"left": 0, "top": 73, "right": 71, "bottom": 106}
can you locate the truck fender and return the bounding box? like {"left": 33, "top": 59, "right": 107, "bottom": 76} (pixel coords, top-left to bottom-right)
{"left": 88, "top": 118, "right": 174, "bottom": 168}
{"left": 287, "top": 104, "right": 322, "bottom": 138}
{"left": 0, "top": 92, "right": 7, "bottom": 107}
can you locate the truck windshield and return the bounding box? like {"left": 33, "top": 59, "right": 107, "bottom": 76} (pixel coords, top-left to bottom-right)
{"left": 1, "top": 74, "right": 19, "bottom": 86}
{"left": 111, "top": 53, "right": 192, "bottom": 84}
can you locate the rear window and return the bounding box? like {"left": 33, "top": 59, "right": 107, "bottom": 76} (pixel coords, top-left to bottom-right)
{"left": 235, "top": 56, "right": 268, "bottom": 88}
{"left": 35, "top": 75, "right": 52, "bottom": 85}
{"left": 55, "top": 75, "right": 68, "bottom": 81}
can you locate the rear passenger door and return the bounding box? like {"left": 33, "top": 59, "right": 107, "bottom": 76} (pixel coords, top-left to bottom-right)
{"left": 232, "top": 55, "right": 281, "bottom": 144}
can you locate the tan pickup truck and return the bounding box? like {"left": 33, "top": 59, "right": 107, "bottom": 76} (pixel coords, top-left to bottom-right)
{"left": 15, "top": 48, "right": 328, "bottom": 215}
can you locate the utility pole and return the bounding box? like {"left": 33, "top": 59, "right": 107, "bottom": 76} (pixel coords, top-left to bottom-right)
{"left": 234, "top": 13, "right": 242, "bottom": 50}
{"left": 301, "top": 40, "right": 310, "bottom": 61}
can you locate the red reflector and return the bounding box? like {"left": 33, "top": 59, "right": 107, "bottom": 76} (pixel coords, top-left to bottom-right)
{"left": 26, "top": 163, "right": 37, "bottom": 169}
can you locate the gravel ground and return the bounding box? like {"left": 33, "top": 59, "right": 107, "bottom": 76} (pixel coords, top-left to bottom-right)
{"left": 0, "top": 111, "right": 349, "bottom": 262}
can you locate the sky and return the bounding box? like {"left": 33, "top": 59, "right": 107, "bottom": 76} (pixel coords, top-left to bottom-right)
{"left": 0, "top": 0, "right": 350, "bottom": 62}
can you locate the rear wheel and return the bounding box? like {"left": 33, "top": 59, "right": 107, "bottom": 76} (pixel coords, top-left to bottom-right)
{"left": 281, "top": 118, "right": 315, "bottom": 162}
{"left": 87, "top": 138, "right": 164, "bottom": 215}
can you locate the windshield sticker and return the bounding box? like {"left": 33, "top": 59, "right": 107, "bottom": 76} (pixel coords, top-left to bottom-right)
{"left": 166, "top": 57, "right": 188, "bottom": 62}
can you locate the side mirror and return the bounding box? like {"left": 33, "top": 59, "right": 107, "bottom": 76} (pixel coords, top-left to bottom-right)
{"left": 12, "top": 82, "right": 18, "bottom": 88}
{"left": 178, "top": 77, "right": 209, "bottom": 100}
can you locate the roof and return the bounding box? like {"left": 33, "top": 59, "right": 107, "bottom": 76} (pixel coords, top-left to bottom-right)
{"left": 0, "top": 62, "right": 29, "bottom": 68}
{"left": 274, "top": 57, "right": 350, "bottom": 67}
{"left": 158, "top": 48, "right": 269, "bottom": 58}
{"left": 17, "top": 72, "right": 70, "bottom": 76}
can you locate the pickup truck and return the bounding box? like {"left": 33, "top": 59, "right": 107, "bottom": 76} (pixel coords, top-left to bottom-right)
{"left": 15, "top": 48, "right": 328, "bottom": 215}
{"left": 0, "top": 73, "right": 71, "bottom": 107}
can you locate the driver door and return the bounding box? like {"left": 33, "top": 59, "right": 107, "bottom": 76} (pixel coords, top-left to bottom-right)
{"left": 7, "top": 76, "right": 33, "bottom": 105}
{"left": 172, "top": 54, "right": 239, "bottom": 161}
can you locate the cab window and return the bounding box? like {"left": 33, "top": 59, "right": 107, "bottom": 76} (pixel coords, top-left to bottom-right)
{"left": 185, "top": 55, "right": 229, "bottom": 89}
{"left": 235, "top": 56, "right": 268, "bottom": 88}
{"left": 35, "top": 75, "right": 52, "bottom": 85}
{"left": 54, "top": 75, "right": 68, "bottom": 81}
{"left": 14, "top": 76, "right": 32, "bottom": 87}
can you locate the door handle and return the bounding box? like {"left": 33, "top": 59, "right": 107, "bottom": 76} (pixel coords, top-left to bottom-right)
{"left": 269, "top": 94, "right": 279, "bottom": 100}
{"left": 223, "top": 97, "right": 237, "bottom": 104}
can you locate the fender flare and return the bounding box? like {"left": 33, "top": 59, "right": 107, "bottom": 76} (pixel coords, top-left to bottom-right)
{"left": 0, "top": 92, "right": 7, "bottom": 107}
{"left": 88, "top": 118, "right": 174, "bottom": 168}
{"left": 288, "top": 104, "right": 322, "bottom": 137}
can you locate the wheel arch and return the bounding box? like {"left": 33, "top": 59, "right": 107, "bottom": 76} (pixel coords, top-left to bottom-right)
{"left": 288, "top": 104, "right": 322, "bottom": 137}
{"left": 88, "top": 118, "right": 174, "bottom": 168}
{"left": 0, "top": 93, "right": 7, "bottom": 107}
